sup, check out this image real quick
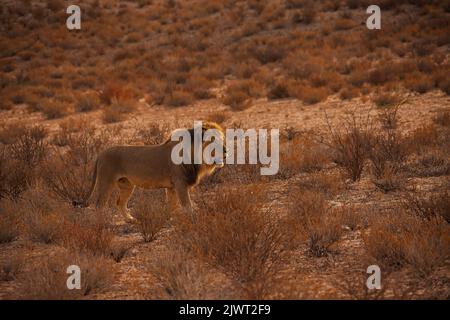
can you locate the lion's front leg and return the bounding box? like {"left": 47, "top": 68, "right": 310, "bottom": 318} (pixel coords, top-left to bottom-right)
{"left": 165, "top": 188, "right": 178, "bottom": 214}
{"left": 174, "top": 184, "right": 195, "bottom": 222}
{"left": 117, "top": 178, "right": 136, "bottom": 223}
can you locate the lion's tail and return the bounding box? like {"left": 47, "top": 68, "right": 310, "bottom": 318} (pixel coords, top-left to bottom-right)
{"left": 72, "top": 158, "right": 98, "bottom": 208}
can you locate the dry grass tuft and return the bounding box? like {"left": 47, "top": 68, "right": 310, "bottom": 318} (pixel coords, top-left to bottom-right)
{"left": 132, "top": 190, "right": 169, "bottom": 242}
{"left": 325, "top": 112, "right": 373, "bottom": 181}
{"left": 18, "top": 251, "right": 113, "bottom": 299}
{"left": 289, "top": 190, "right": 343, "bottom": 257}
{"left": 43, "top": 124, "right": 111, "bottom": 205}
{"left": 364, "top": 210, "right": 449, "bottom": 276}
{"left": 174, "top": 186, "right": 286, "bottom": 298}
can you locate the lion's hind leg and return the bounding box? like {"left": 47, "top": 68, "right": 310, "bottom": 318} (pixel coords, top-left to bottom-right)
{"left": 116, "top": 177, "right": 135, "bottom": 222}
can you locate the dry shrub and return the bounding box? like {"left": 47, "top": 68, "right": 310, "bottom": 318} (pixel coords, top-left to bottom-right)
{"left": 339, "top": 87, "right": 359, "bottom": 100}
{"left": 268, "top": 80, "right": 291, "bottom": 99}
{"left": 337, "top": 205, "right": 365, "bottom": 231}
{"left": 75, "top": 92, "right": 101, "bottom": 112}
{"left": 369, "top": 126, "right": 406, "bottom": 177}
{"left": 404, "top": 190, "right": 450, "bottom": 223}
{"left": 405, "top": 73, "right": 434, "bottom": 94}
{"left": 297, "top": 171, "right": 344, "bottom": 197}
{"left": 0, "top": 151, "right": 30, "bottom": 200}
{"left": 288, "top": 190, "right": 343, "bottom": 257}
{"left": 407, "top": 150, "right": 450, "bottom": 177}
{"left": 364, "top": 210, "right": 449, "bottom": 276}
{"left": 0, "top": 255, "right": 23, "bottom": 282}
{"left": 174, "top": 186, "right": 285, "bottom": 299}
{"left": 373, "top": 92, "right": 401, "bottom": 108}
{"left": 99, "top": 83, "right": 134, "bottom": 105}
{"left": 369, "top": 104, "right": 408, "bottom": 191}
{"left": 15, "top": 188, "right": 65, "bottom": 244}
{"left": 37, "top": 99, "right": 69, "bottom": 119}
{"left": 186, "top": 75, "right": 214, "bottom": 100}
{"left": 150, "top": 245, "right": 227, "bottom": 299}
{"left": 334, "top": 18, "right": 354, "bottom": 30}
{"left": 433, "top": 110, "right": 450, "bottom": 127}
{"left": 43, "top": 124, "right": 110, "bottom": 204}
{"left": 132, "top": 190, "right": 169, "bottom": 242}
{"left": 133, "top": 123, "right": 170, "bottom": 145}
{"left": 0, "top": 199, "right": 21, "bottom": 243}
{"left": 222, "top": 80, "right": 263, "bottom": 111}
{"left": 372, "top": 165, "right": 403, "bottom": 193}
{"left": 164, "top": 90, "right": 194, "bottom": 107}
{"left": 280, "top": 135, "right": 331, "bottom": 177}
{"left": 0, "top": 125, "right": 48, "bottom": 200}
{"left": 9, "top": 125, "right": 48, "bottom": 167}
{"left": 405, "top": 123, "right": 440, "bottom": 153}
{"left": 59, "top": 209, "right": 114, "bottom": 257}
{"left": 18, "top": 251, "right": 113, "bottom": 299}
{"left": 325, "top": 112, "right": 373, "bottom": 181}
{"left": 207, "top": 111, "right": 229, "bottom": 125}
{"left": 291, "top": 84, "right": 328, "bottom": 105}
{"left": 103, "top": 97, "right": 137, "bottom": 123}
{"left": 109, "top": 242, "right": 131, "bottom": 263}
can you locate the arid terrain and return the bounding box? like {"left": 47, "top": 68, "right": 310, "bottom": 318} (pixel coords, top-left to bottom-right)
{"left": 0, "top": 0, "right": 449, "bottom": 300}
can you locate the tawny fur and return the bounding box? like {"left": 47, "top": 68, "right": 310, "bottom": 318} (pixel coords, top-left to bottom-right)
{"left": 86, "top": 122, "right": 225, "bottom": 221}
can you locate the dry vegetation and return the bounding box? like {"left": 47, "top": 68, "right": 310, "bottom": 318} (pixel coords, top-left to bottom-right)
{"left": 0, "top": 0, "right": 449, "bottom": 300}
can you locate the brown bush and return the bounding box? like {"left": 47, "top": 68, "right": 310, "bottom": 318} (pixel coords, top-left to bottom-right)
{"left": 372, "top": 164, "right": 403, "bottom": 193}
{"left": 280, "top": 135, "right": 331, "bottom": 176}
{"left": 37, "top": 99, "right": 69, "bottom": 119}
{"left": 334, "top": 18, "right": 354, "bottom": 31}
{"left": 373, "top": 92, "right": 401, "bottom": 108}
{"left": 339, "top": 87, "right": 359, "bottom": 100}
{"left": 132, "top": 123, "right": 170, "bottom": 145}
{"left": 289, "top": 83, "right": 328, "bottom": 105}
{"left": 297, "top": 171, "right": 344, "bottom": 198}
{"left": 404, "top": 190, "right": 450, "bottom": 223}
{"left": 132, "top": 190, "right": 169, "bottom": 242}
{"left": 174, "top": 186, "right": 285, "bottom": 298}
{"left": 0, "top": 199, "right": 21, "bottom": 243}
{"left": 222, "top": 80, "right": 263, "bottom": 110}
{"left": 99, "top": 83, "right": 134, "bottom": 105}
{"left": 405, "top": 73, "right": 434, "bottom": 94}
{"left": 407, "top": 150, "right": 450, "bottom": 177}
{"left": 75, "top": 92, "right": 101, "bottom": 112}
{"left": 0, "top": 255, "right": 23, "bottom": 282}
{"left": 164, "top": 90, "right": 194, "bottom": 107}
{"left": 364, "top": 210, "right": 449, "bottom": 276}
{"left": 369, "top": 126, "right": 406, "bottom": 177}
{"left": 405, "top": 123, "right": 440, "bottom": 153}
{"left": 9, "top": 125, "right": 48, "bottom": 167}
{"left": 288, "top": 190, "right": 343, "bottom": 256}
{"left": 325, "top": 112, "right": 373, "bottom": 181}
{"left": 43, "top": 125, "right": 110, "bottom": 204}
{"left": 0, "top": 126, "right": 48, "bottom": 199}
{"left": 103, "top": 97, "right": 137, "bottom": 123}
{"left": 207, "top": 111, "right": 229, "bottom": 125}
{"left": 0, "top": 151, "right": 30, "bottom": 200}
{"left": 186, "top": 75, "right": 214, "bottom": 100}
{"left": 268, "top": 81, "right": 291, "bottom": 100}
{"left": 59, "top": 209, "right": 114, "bottom": 257}
{"left": 433, "top": 110, "right": 450, "bottom": 127}
{"left": 15, "top": 188, "right": 64, "bottom": 244}
{"left": 150, "top": 243, "right": 231, "bottom": 299}
{"left": 18, "top": 251, "right": 113, "bottom": 299}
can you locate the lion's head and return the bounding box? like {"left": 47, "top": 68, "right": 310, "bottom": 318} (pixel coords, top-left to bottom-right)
{"left": 168, "top": 121, "right": 227, "bottom": 186}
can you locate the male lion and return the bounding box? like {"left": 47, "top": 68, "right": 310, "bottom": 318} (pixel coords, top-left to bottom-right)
{"left": 85, "top": 122, "right": 226, "bottom": 222}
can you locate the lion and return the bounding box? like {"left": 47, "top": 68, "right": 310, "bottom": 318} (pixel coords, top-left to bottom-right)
{"left": 83, "top": 122, "right": 226, "bottom": 222}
